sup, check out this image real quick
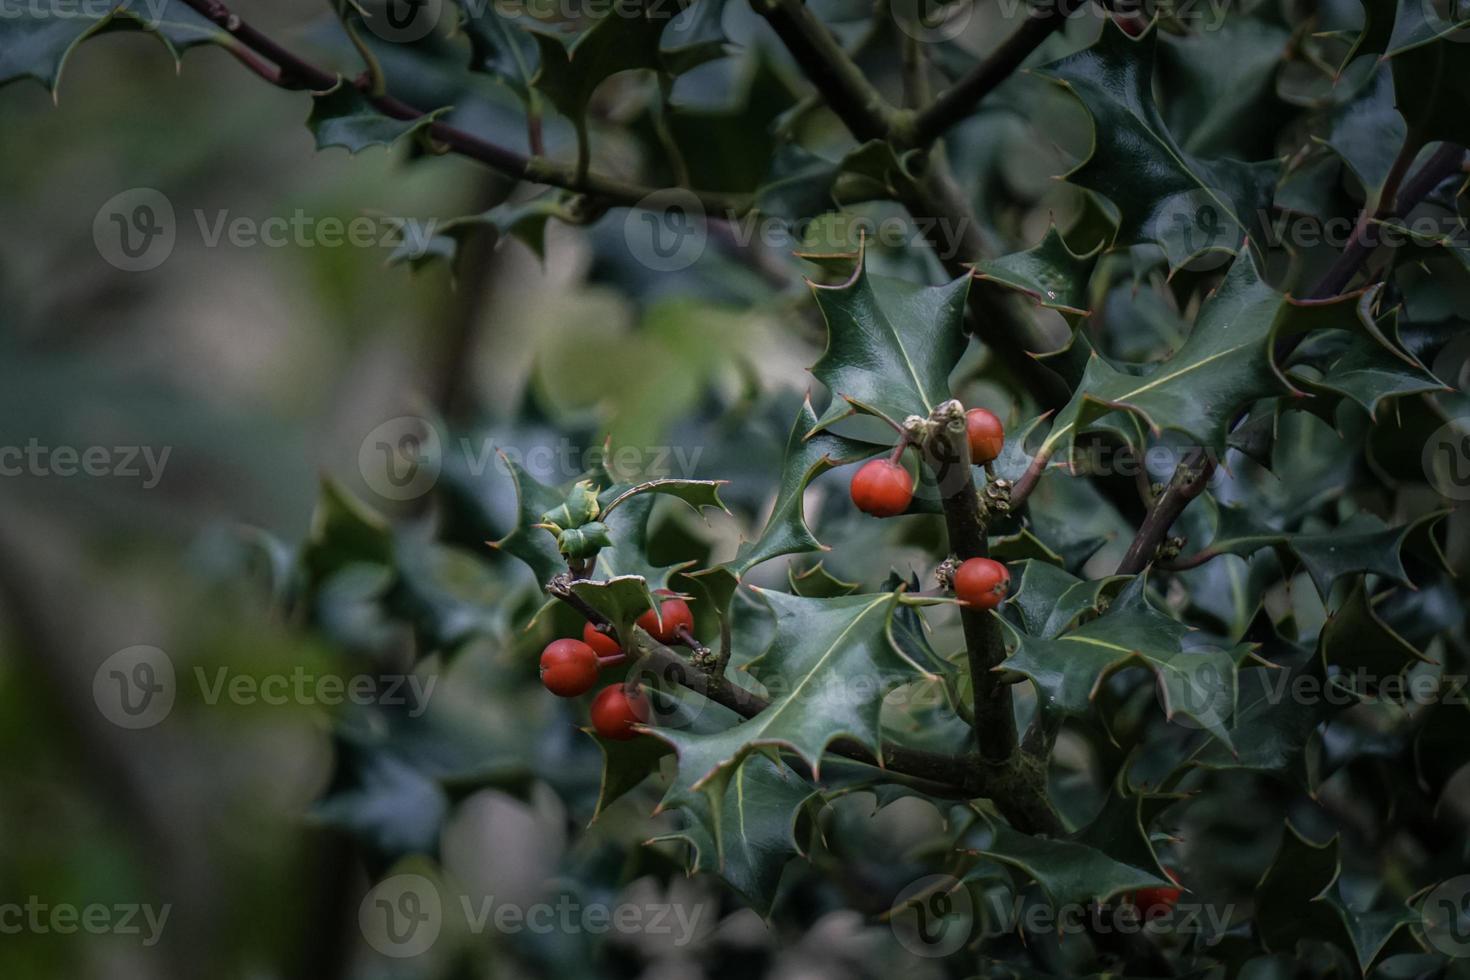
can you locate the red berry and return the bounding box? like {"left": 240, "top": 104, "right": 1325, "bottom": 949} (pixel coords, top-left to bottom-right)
{"left": 954, "top": 557, "right": 1010, "bottom": 609}
{"left": 636, "top": 589, "right": 695, "bottom": 644}
{"left": 850, "top": 458, "right": 914, "bottom": 517}
{"left": 1115, "top": 11, "right": 1148, "bottom": 37}
{"left": 965, "top": 408, "right": 1005, "bottom": 465}
{"left": 1131, "top": 868, "right": 1182, "bottom": 919}
{"left": 590, "top": 684, "right": 650, "bottom": 740}
{"left": 539, "top": 639, "right": 600, "bottom": 697}
{"left": 582, "top": 621, "right": 622, "bottom": 659}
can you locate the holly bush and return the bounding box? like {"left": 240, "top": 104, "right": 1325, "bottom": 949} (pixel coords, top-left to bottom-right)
{"left": 6, "top": 0, "right": 1470, "bottom": 976}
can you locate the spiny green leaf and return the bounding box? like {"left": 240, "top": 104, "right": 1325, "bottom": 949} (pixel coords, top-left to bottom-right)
{"left": 457, "top": 0, "right": 539, "bottom": 98}
{"left": 729, "top": 396, "right": 884, "bottom": 576}
{"left": 649, "top": 752, "right": 813, "bottom": 916}
{"left": 489, "top": 454, "right": 567, "bottom": 587}
{"left": 973, "top": 225, "right": 1101, "bottom": 318}
{"left": 1319, "top": 579, "right": 1434, "bottom": 677}
{"left": 1003, "top": 577, "right": 1246, "bottom": 747}
{"left": 600, "top": 478, "right": 730, "bottom": 520}
{"left": 389, "top": 193, "right": 583, "bottom": 270}
{"left": 649, "top": 590, "right": 932, "bottom": 799}
{"left": 808, "top": 260, "right": 971, "bottom": 431}
{"left": 308, "top": 83, "right": 446, "bottom": 154}
{"left": 0, "top": 0, "right": 223, "bottom": 93}
{"left": 569, "top": 575, "right": 657, "bottom": 648}
{"left": 1037, "top": 252, "right": 1361, "bottom": 456}
{"left": 530, "top": 12, "right": 664, "bottom": 129}
{"left": 1037, "top": 24, "right": 1278, "bottom": 270}
{"left": 969, "top": 817, "right": 1169, "bottom": 909}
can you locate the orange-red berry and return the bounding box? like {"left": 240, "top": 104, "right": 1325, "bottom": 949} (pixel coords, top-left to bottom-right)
{"left": 590, "top": 684, "right": 650, "bottom": 740}
{"left": 850, "top": 458, "right": 914, "bottom": 517}
{"left": 1130, "top": 868, "right": 1183, "bottom": 920}
{"left": 539, "top": 639, "right": 600, "bottom": 697}
{"left": 965, "top": 408, "right": 1005, "bottom": 465}
{"left": 582, "top": 621, "right": 622, "bottom": 659}
{"left": 636, "top": 589, "right": 694, "bottom": 644}
{"left": 954, "top": 557, "right": 1010, "bottom": 609}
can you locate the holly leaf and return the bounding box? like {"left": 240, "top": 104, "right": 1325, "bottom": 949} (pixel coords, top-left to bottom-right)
{"left": 569, "top": 575, "right": 657, "bottom": 649}
{"left": 1002, "top": 559, "right": 1121, "bottom": 640}
{"left": 530, "top": 12, "right": 665, "bottom": 132}
{"left": 807, "top": 259, "right": 971, "bottom": 431}
{"left": 1156, "top": 17, "right": 1293, "bottom": 160}
{"left": 729, "top": 396, "right": 885, "bottom": 576}
{"left": 1319, "top": 579, "right": 1434, "bottom": 677}
{"left": 973, "top": 225, "right": 1102, "bottom": 318}
{"left": 488, "top": 454, "right": 567, "bottom": 587}
{"left": 600, "top": 479, "right": 729, "bottom": 520}
{"left": 308, "top": 83, "right": 446, "bottom": 154}
{"left": 389, "top": 193, "right": 583, "bottom": 270}
{"left": 302, "top": 478, "right": 394, "bottom": 589}
{"left": 1323, "top": 62, "right": 1409, "bottom": 200}
{"left": 1037, "top": 24, "right": 1278, "bottom": 270}
{"left": 1035, "top": 252, "right": 1361, "bottom": 456}
{"left": 1386, "top": 0, "right": 1470, "bottom": 150}
{"left": 660, "top": 0, "right": 730, "bottom": 75}
{"left": 1191, "top": 643, "right": 1327, "bottom": 784}
{"left": 1003, "top": 576, "right": 1245, "bottom": 746}
{"left": 458, "top": 0, "right": 539, "bottom": 99}
{"left": 787, "top": 562, "right": 862, "bottom": 597}
{"left": 1255, "top": 824, "right": 1349, "bottom": 953}
{"left": 1255, "top": 823, "right": 1416, "bottom": 971}
{"left": 969, "top": 817, "right": 1169, "bottom": 909}
{"left": 0, "top": 0, "right": 223, "bottom": 92}
{"left": 649, "top": 590, "right": 934, "bottom": 800}
{"left": 648, "top": 751, "right": 814, "bottom": 916}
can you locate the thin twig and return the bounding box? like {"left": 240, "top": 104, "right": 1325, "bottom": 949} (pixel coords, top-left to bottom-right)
{"left": 176, "top": 0, "right": 749, "bottom": 214}
{"left": 909, "top": 0, "right": 1081, "bottom": 146}
{"left": 750, "top": 0, "right": 903, "bottom": 142}
{"left": 1116, "top": 449, "right": 1216, "bottom": 576}
{"left": 1306, "top": 141, "right": 1466, "bottom": 300}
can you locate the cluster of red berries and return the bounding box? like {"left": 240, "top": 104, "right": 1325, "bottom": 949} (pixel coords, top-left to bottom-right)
{"left": 537, "top": 590, "right": 695, "bottom": 740}
{"left": 846, "top": 407, "right": 1012, "bottom": 610}
{"left": 849, "top": 407, "right": 1005, "bottom": 518}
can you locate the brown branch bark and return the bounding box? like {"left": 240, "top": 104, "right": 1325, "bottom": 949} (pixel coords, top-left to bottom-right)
{"left": 908, "top": 0, "right": 1081, "bottom": 147}
{"left": 1116, "top": 448, "right": 1216, "bottom": 576}
{"left": 177, "top": 0, "right": 748, "bottom": 214}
